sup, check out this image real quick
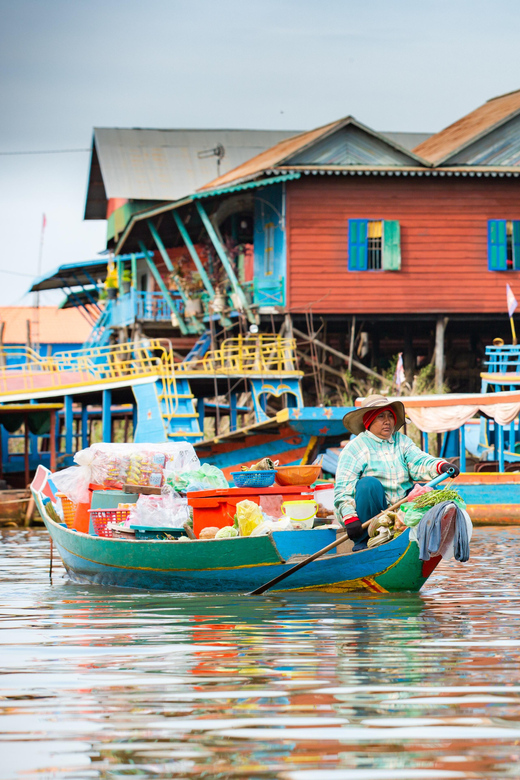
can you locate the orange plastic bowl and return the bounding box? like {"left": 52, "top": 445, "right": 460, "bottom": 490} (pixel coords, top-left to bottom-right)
{"left": 275, "top": 464, "right": 322, "bottom": 486}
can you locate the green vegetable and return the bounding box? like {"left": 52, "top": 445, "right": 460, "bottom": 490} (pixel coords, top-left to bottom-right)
{"left": 46, "top": 503, "right": 62, "bottom": 524}
{"left": 215, "top": 526, "right": 238, "bottom": 539}
{"left": 411, "top": 487, "right": 462, "bottom": 509}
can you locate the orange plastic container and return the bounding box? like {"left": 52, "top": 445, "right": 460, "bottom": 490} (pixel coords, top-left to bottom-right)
{"left": 275, "top": 465, "right": 322, "bottom": 486}
{"left": 73, "top": 483, "right": 109, "bottom": 534}
{"left": 57, "top": 493, "right": 77, "bottom": 529}
{"left": 188, "top": 485, "right": 312, "bottom": 538}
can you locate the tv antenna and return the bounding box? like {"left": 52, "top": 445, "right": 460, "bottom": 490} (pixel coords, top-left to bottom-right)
{"left": 197, "top": 143, "right": 225, "bottom": 176}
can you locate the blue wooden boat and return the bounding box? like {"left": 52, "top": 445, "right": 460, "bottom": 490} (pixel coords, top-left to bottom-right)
{"left": 36, "top": 512, "right": 440, "bottom": 594}
{"left": 31, "top": 468, "right": 442, "bottom": 594}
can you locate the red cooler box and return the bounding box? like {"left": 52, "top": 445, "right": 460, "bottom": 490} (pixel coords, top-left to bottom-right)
{"left": 188, "top": 485, "right": 313, "bottom": 538}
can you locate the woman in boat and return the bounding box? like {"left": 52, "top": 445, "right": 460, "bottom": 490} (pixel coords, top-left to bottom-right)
{"left": 335, "top": 394, "right": 459, "bottom": 551}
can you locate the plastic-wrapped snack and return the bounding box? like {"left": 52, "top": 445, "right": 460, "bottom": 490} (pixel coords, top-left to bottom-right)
{"left": 129, "top": 490, "right": 189, "bottom": 528}
{"left": 165, "top": 462, "right": 228, "bottom": 493}
{"left": 53, "top": 442, "right": 200, "bottom": 504}
{"left": 126, "top": 451, "right": 167, "bottom": 487}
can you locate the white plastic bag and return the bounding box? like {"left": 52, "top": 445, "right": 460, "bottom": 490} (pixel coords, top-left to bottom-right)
{"left": 52, "top": 464, "right": 91, "bottom": 504}
{"left": 250, "top": 517, "right": 294, "bottom": 537}
{"left": 129, "top": 490, "right": 189, "bottom": 528}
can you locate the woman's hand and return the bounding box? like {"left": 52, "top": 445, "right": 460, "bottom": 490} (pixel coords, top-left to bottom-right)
{"left": 342, "top": 516, "right": 364, "bottom": 539}
{"left": 439, "top": 461, "right": 460, "bottom": 477}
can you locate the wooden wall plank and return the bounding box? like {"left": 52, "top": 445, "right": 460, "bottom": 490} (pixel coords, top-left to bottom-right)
{"left": 286, "top": 176, "right": 520, "bottom": 313}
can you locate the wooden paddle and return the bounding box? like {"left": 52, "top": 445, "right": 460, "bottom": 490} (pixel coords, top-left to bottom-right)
{"left": 249, "top": 468, "right": 455, "bottom": 596}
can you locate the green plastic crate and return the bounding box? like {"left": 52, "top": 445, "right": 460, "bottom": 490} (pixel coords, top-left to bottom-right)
{"left": 131, "top": 525, "right": 187, "bottom": 540}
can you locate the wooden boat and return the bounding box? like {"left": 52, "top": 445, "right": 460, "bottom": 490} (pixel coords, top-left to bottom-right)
{"left": 32, "top": 468, "right": 442, "bottom": 594}
{"left": 0, "top": 489, "right": 33, "bottom": 526}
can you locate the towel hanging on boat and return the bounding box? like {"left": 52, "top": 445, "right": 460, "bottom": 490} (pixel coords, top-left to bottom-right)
{"left": 413, "top": 501, "right": 471, "bottom": 563}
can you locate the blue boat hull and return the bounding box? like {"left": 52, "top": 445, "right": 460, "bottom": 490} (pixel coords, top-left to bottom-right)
{"left": 41, "top": 513, "right": 432, "bottom": 594}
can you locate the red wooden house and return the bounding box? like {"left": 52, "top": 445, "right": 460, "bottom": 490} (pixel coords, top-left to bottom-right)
{"left": 116, "top": 89, "right": 520, "bottom": 393}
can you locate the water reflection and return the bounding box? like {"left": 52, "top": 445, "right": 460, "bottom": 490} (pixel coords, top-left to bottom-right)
{"left": 2, "top": 527, "right": 520, "bottom": 778}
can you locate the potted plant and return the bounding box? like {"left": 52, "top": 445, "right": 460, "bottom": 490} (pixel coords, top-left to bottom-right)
{"left": 185, "top": 294, "right": 202, "bottom": 317}
{"left": 210, "top": 287, "right": 227, "bottom": 313}
{"left": 121, "top": 269, "right": 133, "bottom": 295}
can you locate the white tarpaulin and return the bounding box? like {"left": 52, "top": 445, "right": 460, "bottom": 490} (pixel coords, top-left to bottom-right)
{"left": 405, "top": 405, "right": 481, "bottom": 434}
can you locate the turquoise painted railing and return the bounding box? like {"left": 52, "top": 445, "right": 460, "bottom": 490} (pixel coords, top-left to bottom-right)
{"left": 484, "top": 344, "right": 520, "bottom": 374}
{"left": 253, "top": 277, "right": 285, "bottom": 307}
{"left": 135, "top": 291, "right": 184, "bottom": 321}
{"left": 225, "top": 278, "right": 285, "bottom": 310}
{"left": 108, "top": 290, "right": 184, "bottom": 328}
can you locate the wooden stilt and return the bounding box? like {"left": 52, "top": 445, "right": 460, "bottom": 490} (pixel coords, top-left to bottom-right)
{"left": 24, "top": 415, "right": 29, "bottom": 487}
{"left": 24, "top": 496, "right": 35, "bottom": 528}
{"left": 348, "top": 315, "right": 356, "bottom": 373}
{"left": 50, "top": 410, "right": 57, "bottom": 472}
{"left": 434, "top": 316, "right": 448, "bottom": 392}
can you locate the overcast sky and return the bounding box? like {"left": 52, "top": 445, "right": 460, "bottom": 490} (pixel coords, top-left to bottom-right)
{"left": 1, "top": 0, "right": 520, "bottom": 306}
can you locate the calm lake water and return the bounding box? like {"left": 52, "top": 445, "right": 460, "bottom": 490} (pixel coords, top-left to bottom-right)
{"left": 2, "top": 527, "right": 520, "bottom": 780}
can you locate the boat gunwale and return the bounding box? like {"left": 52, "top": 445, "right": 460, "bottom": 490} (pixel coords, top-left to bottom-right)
{"left": 38, "top": 504, "right": 413, "bottom": 576}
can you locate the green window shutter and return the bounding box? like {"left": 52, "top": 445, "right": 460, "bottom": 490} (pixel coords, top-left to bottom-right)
{"left": 382, "top": 220, "right": 401, "bottom": 271}
{"left": 513, "top": 221, "right": 520, "bottom": 270}
{"left": 348, "top": 219, "right": 368, "bottom": 270}
{"left": 488, "top": 220, "right": 507, "bottom": 271}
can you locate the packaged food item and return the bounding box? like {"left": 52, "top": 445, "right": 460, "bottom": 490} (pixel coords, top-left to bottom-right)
{"left": 250, "top": 518, "right": 293, "bottom": 536}
{"left": 52, "top": 442, "right": 199, "bottom": 504}
{"left": 165, "top": 462, "right": 227, "bottom": 493}
{"left": 236, "top": 499, "right": 263, "bottom": 536}
{"left": 129, "top": 490, "right": 189, "bottom": 528}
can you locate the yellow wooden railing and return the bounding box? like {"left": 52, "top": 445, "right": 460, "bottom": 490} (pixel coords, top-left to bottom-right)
{"left": 0, "top": 336, "right": 300, "bottom": 397}
{"left": 178, "top": 335, "right": 298, "bottom": 375}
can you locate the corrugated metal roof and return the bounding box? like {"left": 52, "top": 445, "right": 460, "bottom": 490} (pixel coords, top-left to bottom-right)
{"left": 448, "top": 112, "right": 520, "bottom": 166}
{"left": 380, "top": 131, "right": 432, "bottom": 150}
{"left": 113, "top": 173, "right": 301, "bottom": 255}
{"left": 59, "top": 289, "right": 99, "bottom": 310}
{"left": 86, "top": 128, "right": 301, "bottom": 213}
{"left": 414, "top": 89, "right": 520, "bottom": 165}
{"left": 193, "top": 172, "right": 301, "bottom": 198}
{"left": 30, "top": 254, "right": 145, "bottom": 292}
{"left": 199, "top": 117, "right": 429, "bottom": 191}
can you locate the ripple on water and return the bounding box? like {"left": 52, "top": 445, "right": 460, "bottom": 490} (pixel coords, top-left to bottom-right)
{"left": 2, "top": 526, "right": 520, "bottom": 779}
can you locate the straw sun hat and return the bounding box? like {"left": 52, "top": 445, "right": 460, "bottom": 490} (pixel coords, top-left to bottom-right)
{"left": 342, "top": 394, "right": 406, "bottom": 435}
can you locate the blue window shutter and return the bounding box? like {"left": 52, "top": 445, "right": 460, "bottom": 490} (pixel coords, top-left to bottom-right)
{"left": 348, "top": 219, "right": 368, "bottom": 270}
{"left": 488, "top": 220, "right": 507, "bottom": 270}
{"left": 382, "top": 220, "right": 401, "bottom": 270}
{"left": 513, "top": 221, "right": 520, "bottom": 270}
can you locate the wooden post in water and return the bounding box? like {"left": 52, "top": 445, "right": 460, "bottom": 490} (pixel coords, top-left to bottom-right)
{"left": 24, "top": 414, "right": 29, "bottom": 487}
{"left": 49, "top": 410, "right": 57, "bottom": 472}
